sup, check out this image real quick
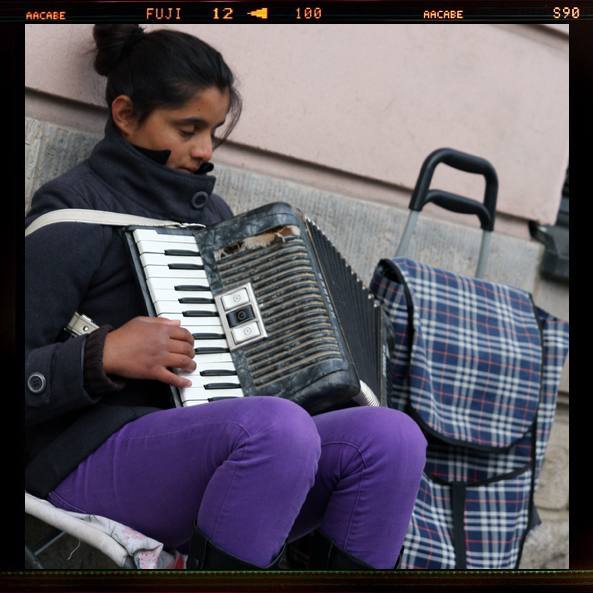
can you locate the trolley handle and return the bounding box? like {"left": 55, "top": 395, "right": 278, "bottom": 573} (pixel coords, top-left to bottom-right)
{"left": 423, "top": 190, "right": 492, "bottom": 231}
{"left": 396, "top": 148, "right": 498, "bottom": 278}
{"left": 409, "top": 148, "right": 498, "bottom": 232}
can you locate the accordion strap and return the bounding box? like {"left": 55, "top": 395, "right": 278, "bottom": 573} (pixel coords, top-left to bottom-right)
{"left": 25, "top": 209, "right": 204, "bottom": 237}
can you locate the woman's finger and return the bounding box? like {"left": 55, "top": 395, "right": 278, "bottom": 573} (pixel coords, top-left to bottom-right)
{"left": 165, "top": 352, "right": 197, "bottom": 373}
{"left": 167, "top": 336, "right": 196, "bottom": 358}
{"left": 153, "top": 366, "right": 193, "bottom": 389}
{"left": 167, "top": 325, "right": 196, "bottom": 346}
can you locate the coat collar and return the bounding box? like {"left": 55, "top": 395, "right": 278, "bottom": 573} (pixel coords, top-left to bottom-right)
{"left": 130, "top": 144, "right": 214, "bottom": 175}
{"left": 87, "top": 121, "right": 217, "bottom": 222}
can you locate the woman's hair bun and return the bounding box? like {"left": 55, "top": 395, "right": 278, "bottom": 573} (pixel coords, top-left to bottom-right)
{"left": 93, "top": 24, "right": 144, "bottom": 77}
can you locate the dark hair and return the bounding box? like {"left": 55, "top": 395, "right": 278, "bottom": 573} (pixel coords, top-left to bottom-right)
{"left": 92, "top": 25, "right": 242, "bottom": 147}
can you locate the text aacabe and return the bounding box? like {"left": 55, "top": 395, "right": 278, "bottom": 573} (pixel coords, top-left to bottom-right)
{"left": 26, "top": 11, "right": 66, "bottom": 20}
{"left": 423, "top": 10, "right": 464, "bottom": 19}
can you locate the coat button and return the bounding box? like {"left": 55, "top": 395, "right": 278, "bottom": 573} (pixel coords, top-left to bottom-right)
{"left": 28, "top": 372, "right": 47, "bottom": 394}
{"left": 191, "top": 191, "right": 209, "bottom": 209}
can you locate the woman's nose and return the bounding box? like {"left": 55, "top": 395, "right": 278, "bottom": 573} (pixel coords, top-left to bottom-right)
{"left": 190, "top": 134, "right": 213, "bottom": 162}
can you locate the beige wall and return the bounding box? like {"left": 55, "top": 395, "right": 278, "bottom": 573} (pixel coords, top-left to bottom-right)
{"left": 25, "top": 24, "right": 569, "bottom": 235}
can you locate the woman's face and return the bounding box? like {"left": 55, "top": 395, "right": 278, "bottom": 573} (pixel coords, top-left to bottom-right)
{"left": 118, "top": 86, "right": 231, "bottom": 173}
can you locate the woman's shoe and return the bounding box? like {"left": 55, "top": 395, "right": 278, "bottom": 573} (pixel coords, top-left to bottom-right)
{"left": 186, "top": 522, "right": 285, "bottom": 570}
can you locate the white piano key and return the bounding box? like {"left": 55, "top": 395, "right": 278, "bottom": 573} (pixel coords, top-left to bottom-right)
{"left": 175, "top": 369, "right": 241, "bottom": 389}
{"left": 180, "top": 387, "right": 244, "bottom": 403}
{"left": 183, "top": 327, "right": 226, "bottom": 338}
{"left": 151, "top": 289, "right": 215, "bottom": 303}
{"left": 180, "top": 399, "right": 209, "bottom": 407}
{"left": 140, "top": 253, "right": 204, "bottom": 268}
{"left": 191, "top": 361, "right": 237, "bottom": 373}
{"left": 136, "top": 239, "right": 200, "bottom": 255}
{"left": 192, "top": 352, "right": 235, "bottom": 364}
{"left": 146, "top": 277, "right": 211, "bottom": 295}
{"left": 175, "top": 365, "right": 235, "bottom": 386}
{"left": 133, "top": 229, "right": 197, "bottom": 245}
{"left": 144, "top": 265, "right": 208, "bottom": 280}
{"left": 180, "top": 386, "right": 241, "bottom": 397}
{"left": 158, "top": 312, "right": 223, "bottom": 328}
{"left": 173, "top": 373, "right": 240, "bottom": 388}
{"left": 189, "top": 339, "right": 229, "bottom": 351}
{"left": 154, "top": 301, "right": 218, "bottom": 316}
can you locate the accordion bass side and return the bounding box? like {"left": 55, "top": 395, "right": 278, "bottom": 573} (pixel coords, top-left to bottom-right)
{"left": 125, "top": 202, "right": 389, "bottom": 415}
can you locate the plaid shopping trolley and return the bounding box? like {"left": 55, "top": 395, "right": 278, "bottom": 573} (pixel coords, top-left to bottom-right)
{"left": 370, "top": 148, "right": 569, "bottom": 569}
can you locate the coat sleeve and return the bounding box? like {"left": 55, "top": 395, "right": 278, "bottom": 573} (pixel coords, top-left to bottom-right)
{"left": 25, "top": 183, "right": 113, "bottom": 427}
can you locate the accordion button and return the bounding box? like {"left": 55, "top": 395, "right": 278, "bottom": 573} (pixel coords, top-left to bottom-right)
{"left": 232, "top": 321, "right": 261, "bottom": 344}
{"left": 221, "top": 288, "right": 249, "bottom": 311}
{"left": 227, "top": 305, "right": 255, "bottom": 327}
{"left": 190, "top": 191, "right": 209, "bottom": 209}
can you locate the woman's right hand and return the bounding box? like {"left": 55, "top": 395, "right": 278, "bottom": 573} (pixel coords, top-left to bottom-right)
{"left": 102, "top": 316, "right": 196, "bottom": 389}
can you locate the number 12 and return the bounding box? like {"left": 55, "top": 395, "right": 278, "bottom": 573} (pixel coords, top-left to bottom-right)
{"left": 214, "top": 7, "right": 234, "bottom": 19}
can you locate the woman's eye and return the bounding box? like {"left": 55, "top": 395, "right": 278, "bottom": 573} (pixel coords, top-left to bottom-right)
{"left": 180, "top": 129, "right": 194, "bottom": 137}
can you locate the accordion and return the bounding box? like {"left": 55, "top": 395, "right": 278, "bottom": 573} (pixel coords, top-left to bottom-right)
{"left": 125, "top": 202, "right": 390, "bottom": 415}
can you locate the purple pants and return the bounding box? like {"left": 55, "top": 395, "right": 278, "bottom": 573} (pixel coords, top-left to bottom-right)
{"left": 48, "top": 397, "right": 426, "bottom": 568}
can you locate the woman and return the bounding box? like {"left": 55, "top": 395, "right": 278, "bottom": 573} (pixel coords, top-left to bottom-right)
{"left": 25, "top": 24, "right": 426, "bottom": 570}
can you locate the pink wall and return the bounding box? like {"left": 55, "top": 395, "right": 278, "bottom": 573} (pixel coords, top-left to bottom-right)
{"left": 25, "top": 24, "right": 569, "bottom": 229}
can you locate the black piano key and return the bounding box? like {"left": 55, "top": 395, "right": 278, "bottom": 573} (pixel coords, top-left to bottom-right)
{"left": 178, "top": 297, "right": 215, "bottom": 304}
{"left": 183, "top": 310, "right": 218, "bottom": 317}
{"left": 195, "top": 347, "right": 230, "bottom": 355}
{"left": 200, "top": 369, "right": 237, "bottom": 377}
{"left": 192, "top": 332, "right": 225, "bottom": 340}
{"left": 164, "top": 249, "right": 200, "bottom": 256}
{"left": 204, "top": 383, "right": 242, "bottom": 390}
{"left": 208, "top": 396, "right": 242, "bottom": 401}
{"left": 168, "top": 263, "right": 205, "bottom": 270}
{"left": 175, "top": 285, "right": 210, "bottom": 291}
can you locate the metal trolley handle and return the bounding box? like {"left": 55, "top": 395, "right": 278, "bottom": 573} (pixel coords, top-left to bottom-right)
{"left": 396, "top": 148, "right": 498, "bottom": 278}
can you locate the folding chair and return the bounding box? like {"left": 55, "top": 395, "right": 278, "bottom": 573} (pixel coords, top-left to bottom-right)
{"left": 25, "top": 492, "right": 138, "bottom": 569}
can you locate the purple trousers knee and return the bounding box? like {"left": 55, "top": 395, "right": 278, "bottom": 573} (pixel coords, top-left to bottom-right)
{"left": 48, "top": 397, "right": 426, "bottom": 568}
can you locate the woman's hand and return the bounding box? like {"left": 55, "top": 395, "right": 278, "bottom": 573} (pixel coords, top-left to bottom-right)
{"left": 103, "top": 317, "right": 196, "bottom": 388}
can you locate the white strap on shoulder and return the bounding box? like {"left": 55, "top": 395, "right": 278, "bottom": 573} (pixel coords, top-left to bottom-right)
{"left": 24, "top": 209, "right": 199, "bottom": 237}
{"left": 25, "top": 209, "right": 204, "bottom": 237}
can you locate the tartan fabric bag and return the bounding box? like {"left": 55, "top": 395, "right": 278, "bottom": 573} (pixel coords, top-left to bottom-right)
{"left": 369, "top": 257, "right": 569, "bottom": 569}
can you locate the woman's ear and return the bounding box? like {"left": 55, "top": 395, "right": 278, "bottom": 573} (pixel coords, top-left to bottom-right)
{"left": 111, "top": 95, "right": 138, "bottom": 138}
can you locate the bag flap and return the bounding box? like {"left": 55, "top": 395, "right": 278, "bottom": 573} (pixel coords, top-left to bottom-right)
{"left": 373, "top": 258, "right": 545, "bottom": 451}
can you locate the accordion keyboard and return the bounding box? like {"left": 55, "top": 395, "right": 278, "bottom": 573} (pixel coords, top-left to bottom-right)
{"left": 132, "top": 229, "right": 245, "bottom": 406}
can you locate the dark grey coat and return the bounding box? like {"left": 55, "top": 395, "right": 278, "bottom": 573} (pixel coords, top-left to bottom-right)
{"left": 25, "top": 121, "right": 234, "bottom": 497}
